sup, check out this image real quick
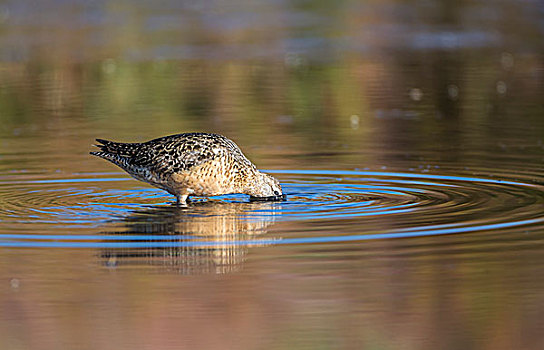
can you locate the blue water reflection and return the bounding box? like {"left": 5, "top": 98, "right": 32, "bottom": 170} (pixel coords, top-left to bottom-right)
{"left": 1, "top": 170, "right": 542, "bottom": 248}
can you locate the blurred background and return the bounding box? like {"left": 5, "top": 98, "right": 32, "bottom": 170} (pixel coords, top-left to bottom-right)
{"left": 0, "top": 1, "right": 543, "bottom": 349}
{"left": 1, "top": 0, "right": 542, "bottom": 169}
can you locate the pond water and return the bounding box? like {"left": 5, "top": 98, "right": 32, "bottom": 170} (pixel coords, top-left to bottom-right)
{"left": 1, "top": 1, "right": 544, "bottom": 349}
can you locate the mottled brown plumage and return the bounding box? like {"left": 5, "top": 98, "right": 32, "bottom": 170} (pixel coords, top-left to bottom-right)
{"left": 90, "top": 133, "right": 283, "bottom": 204}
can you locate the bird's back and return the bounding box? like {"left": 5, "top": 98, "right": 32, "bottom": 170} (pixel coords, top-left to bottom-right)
{"left": 133, "top": 133, "right": 251, "bottom": 173}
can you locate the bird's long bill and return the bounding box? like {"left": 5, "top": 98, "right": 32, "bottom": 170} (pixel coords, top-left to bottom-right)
{"left": 249, "top": 194, "right": 287, "bottom": 202}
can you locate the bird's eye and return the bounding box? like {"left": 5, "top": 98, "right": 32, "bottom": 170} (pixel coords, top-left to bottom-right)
{"left": 274, "top": 190, "right": 280, "bottom": 196}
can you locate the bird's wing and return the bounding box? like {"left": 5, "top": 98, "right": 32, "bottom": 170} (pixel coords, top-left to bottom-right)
{"left": 130, "top": 137, "right": 227, "bottom": 175}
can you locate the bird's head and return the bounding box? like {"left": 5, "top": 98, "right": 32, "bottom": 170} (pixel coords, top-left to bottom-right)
{"left": 246, "top": 172, "right": 285, "bottom": 201}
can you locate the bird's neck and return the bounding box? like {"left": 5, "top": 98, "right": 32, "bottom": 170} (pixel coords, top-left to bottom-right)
{"left": 238, "top": 168, "right": 262, "bottom": 195}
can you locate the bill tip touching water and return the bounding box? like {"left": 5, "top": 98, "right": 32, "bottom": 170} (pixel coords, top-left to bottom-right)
{"left": 90, "top": 132, "right": 286, "bottom": 205}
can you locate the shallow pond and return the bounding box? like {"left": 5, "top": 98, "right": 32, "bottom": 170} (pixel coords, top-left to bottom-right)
{"left": 1, "top": 1, "right": 544, "bottom": 349}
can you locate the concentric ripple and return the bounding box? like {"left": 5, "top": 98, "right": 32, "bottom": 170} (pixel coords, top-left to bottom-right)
{"left": 0, "top": 169, "right": 543, "bottom": 248}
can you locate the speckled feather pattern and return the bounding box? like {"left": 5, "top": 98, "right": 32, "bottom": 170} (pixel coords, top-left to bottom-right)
{"left": 90, "top": 133, "right": 282, "bottom": 202}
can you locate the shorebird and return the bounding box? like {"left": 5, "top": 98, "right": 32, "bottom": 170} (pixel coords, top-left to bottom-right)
{"left": 90, "top": 133, "right": 284, "bottom": 204}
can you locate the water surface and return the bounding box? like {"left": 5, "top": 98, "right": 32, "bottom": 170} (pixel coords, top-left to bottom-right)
{"left": 1, "top": 0, "right": 544, "bottom": 349}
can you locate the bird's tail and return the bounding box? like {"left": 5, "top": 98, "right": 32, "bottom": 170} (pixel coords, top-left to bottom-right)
{"left": 90, "top": 139, "right": 139, "bottom": 167}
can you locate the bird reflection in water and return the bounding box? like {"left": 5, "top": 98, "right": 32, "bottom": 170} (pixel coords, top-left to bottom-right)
{"left": 99, "top": 200, "right": 282, "bottom": 274}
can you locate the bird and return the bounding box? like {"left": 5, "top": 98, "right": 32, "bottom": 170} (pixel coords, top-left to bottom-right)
{"left": 90, "top": 133, "right": 284, "bottom": 205}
